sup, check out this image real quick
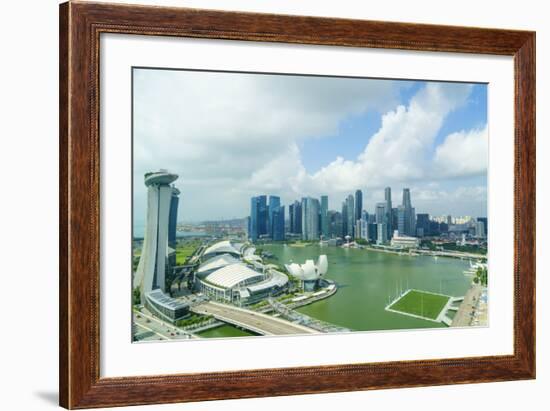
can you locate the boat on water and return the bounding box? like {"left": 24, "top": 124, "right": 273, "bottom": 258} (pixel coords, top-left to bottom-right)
{"left": 463, "top": 260, "right": 487, "bottom": 276}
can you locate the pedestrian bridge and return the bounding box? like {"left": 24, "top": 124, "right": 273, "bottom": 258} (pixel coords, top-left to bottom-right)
{"left": 191, "top": 301, "right": 320, "bottom": 336}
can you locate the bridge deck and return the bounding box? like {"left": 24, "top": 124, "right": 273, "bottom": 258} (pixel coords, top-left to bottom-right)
{"left": 192, "top": 301, "right": 320, "bottom": 336}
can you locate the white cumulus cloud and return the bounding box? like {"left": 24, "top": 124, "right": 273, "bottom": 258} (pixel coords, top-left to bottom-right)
{"left": 290, "top": 82, "right": 473, "bottom": 193}
{"left": 133, "top": 69, "right": 486, "bottom": 221}
{"left": 433, "top": 125, "right": 488, "bottom": 178}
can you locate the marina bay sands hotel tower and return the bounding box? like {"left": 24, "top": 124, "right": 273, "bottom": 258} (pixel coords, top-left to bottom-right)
{"left": 134, "top": 170, "right": 179, "bottom": 302}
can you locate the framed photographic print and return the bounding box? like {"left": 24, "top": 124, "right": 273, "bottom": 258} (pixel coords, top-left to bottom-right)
{"left": 59, "top": 1, "right": 535, "bottom": 409}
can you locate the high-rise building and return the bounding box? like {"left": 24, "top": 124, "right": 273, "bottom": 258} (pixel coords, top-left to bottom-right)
{"left": 384, "top": 187, "right": 393, "bottom": 239}
{"left": 341, "top": 201, "right": 348, "bottom": 238}
{"left": 475, "top": 220, "right": 486, "bottom": 239}
{"left": 268, "top": 195, "right": 281, "bottom": 239}
{"left": 289, "top": 200, "right": 302, "bottom": 234}
{"left": 249, "top": 195, "right": 268, "bottom": 240}
{"left": 367, "top": 223, "right": 378, "bottom": 242}
{"left": 302, "top": 197, "right": 320, "bottom": 240}
{"left": 248, "top": 196, "right": 260, "bottom": 241}
{"left": 377, "top": 223, "right": 387, "bottom": 244}
{"left": 271, "top": 205, "right": 285, "bottom": 241}
{"left": 346, "top": 194, "right": 355, "bottom": 238}
{"left": 429, "top": 220, "right": 440, "bottom": 236}
{"left": 329, "top": 210, "right": 343, "bottom": 238}
{"left": 376, "top": 202, "right": 387, "bottom": 225}
{"left": 289, "top": 202, "right": 295, "bottom": 234}
{"left": 397, "top": 205, "right": 406, "bottom": 235}
{"left": 167, "top": 186, "right": 180, "bottom": 268}
{"left": 416, "top": 213, "right": 430, "bottom": 237}
{"left": 402, "top": 188, "right": 412, "bottom": 209}
{"left": 355, "top": 189, "right": 363, "bottom": 222}
{"left": 410, "top": 207, "right": 416, "bottom": 237}
{"left": 257, "top": 195, "right": 268, "bottom": 237}
{"left": 400, "top": 188, "right": 416, "bottom": 237}
{"left": 134, "top": 171, "right": 179, "bottom": 301}
{"left": 368, "top": 213, "right": 376, "bottom": 224}
{"left": 477, "top": 217, "right": 488, "bottom": 237}
{"left": 391, "top": 207, "right": 398, "bottom": 232}
{"left": 320, "top": 195, "right": 329, "bottom": 238}
{"left": 168, "top": 187, "right": 180, "bottom": 249}
{"left": 356, "top": 211, "right": 369, "bottom": 240}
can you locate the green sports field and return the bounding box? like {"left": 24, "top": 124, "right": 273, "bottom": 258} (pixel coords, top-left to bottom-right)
{"left": 388, "top": 290, "right": 450, "bottom": 320}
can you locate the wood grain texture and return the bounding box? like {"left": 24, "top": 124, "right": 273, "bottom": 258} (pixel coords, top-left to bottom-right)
{"left": 59, "top": 1, "right": 536, "bottom": 408}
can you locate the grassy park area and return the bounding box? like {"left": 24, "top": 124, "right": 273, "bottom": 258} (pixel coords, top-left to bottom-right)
{"left": 388, "top": 290, "right": 450, "bottom": 320}
{"left": 175, "top": 241, "right": 200, "bottom": 265}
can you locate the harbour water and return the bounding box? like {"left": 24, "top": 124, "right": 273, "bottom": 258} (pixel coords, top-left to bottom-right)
{"left": 271, "top": 244, "right": 472, "bottom": 331}
{"left": 199, "top": 244, "right": 474, "bottom": 338}
{"left": 198, "top": 324, "right": 255, "bottom": 338}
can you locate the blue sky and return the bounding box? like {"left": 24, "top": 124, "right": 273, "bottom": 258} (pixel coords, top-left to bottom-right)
{"left": 133, "top": 69, "right": 488, "bottom": 224}
{"left": 300, "top": 82, "right": 487, "bottom": 175}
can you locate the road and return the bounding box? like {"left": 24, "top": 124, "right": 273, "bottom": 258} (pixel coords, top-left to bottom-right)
{"left": 191, "top": 301, "right": 320, "bottom": 336}
{"left": 133, "top": 311, "right": 194, "bottom": 341}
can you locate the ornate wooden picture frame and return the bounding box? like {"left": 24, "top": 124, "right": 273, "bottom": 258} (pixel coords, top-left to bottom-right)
{"left": 59, "top": 1, "right": 535, "bottom": 408}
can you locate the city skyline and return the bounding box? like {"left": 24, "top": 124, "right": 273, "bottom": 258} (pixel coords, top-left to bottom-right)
{"left": 246, "top": 185, "right": 486, "bottom": 244}
{"left": 133, "top": 69, "right": 487, "bottom": 226}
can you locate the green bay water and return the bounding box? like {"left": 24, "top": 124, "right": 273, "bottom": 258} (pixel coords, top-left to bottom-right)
{"left": 198, "top": 324, "right": 255, "bottom": 338}
{"left": 198, "top": 244, "right": 472, "bottom": 338}
{"left": 266, "top": 244, "right": 471, "bottom": 331}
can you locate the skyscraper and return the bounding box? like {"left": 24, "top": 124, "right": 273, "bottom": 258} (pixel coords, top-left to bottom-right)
{"left": 329, "top": 210, "right": 343, "bottom": 238}
{"left": 258, "top": 195, "right": 269, "bottom": 235}
{"left": 320, "top": 195, "right": 329, "bottom": 238}
{"left": 409, "top": 207, "right": 416, "bottom": 237}
{"left": 288, "top": 201, "right": 296, "bottom": 234}
{"left": 475, "top": 220, "right": 486, "bottom": 239}
{"left": 391, "top": 207, "right": 398, "bottom": 232}
{"left": 401, "top": 188, "right": 416, "bottom": 236}
{"left": 271, "top": 205, "right": 285, "bottom": 241}
{"left": 402, "top": 188, "right": 412, "bottom": 209}
{"left": 168, "top": 187, "right": 180, "bottom": 249}
{"left": 477, "top": 217, "right": 488, "bottom": 237}
{"left": 290, "top": 200, "right": 302, "bottom": 234}
{"left": 416, "top": 213, "right": 430, "bottom": 237}
{"left": 397, "top": 205, "right": 406, "bottom": 235}
{"left": 376, "top": 202, "right": 387, "bottom": 225}
{"left": 377, "top": 223, "right": 387, "bottom": 244}
{"left": 134, "top": 170, "right": 179, "bottom": 301}
{"left": 341, "top": 201, "right": 348, "bottom": 237}
{"left": 384, "top": 187, "right": 393, "bottom": 239}
{"left": 346, "top": 194, "right": 355, "bottom": 238}
{"left": 354, "top": 189, "right": 363, "bottom": 222}
{"left": 249, "top": 195, "right": 268, "bottom": 241}
{"left": 167, "top": 186, "right": 180, "bottom": 267}
{"left": 268, "top": 195, "right": 281, "bottom": 239}
{"left": 257, "top": 195, "right": 268, "bottom": 237}
{"left": 248, "top": 196, "right": 260, "bottom": 241}
{"left": 302, "top": 197, "right": 320, "bottom": 240}
{"left": 367, "top": 223, "right": 378, "bottom": 242}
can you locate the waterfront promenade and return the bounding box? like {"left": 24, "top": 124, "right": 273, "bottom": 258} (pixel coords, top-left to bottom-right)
{"left": 365, "top": 245, "right": 487, "bottom": 261}
{"left": 451, "top": 284, "right": 483, "bottom": 327}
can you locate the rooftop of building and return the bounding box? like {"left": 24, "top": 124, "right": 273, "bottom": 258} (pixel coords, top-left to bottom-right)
{"left": 145, "top": 289, "right": 189, "bottom": 310}
{"left": 144, "top": 170, "right": 178, "bottom": 187}
{"left": 202, "top": 240, "right": 241, "bottom": 258}
{"left": 204, "top": 263, "right": 264, "bottom": 289}
{"left": 246, "top": 270, "right": 288, "bottom": 293}
{"left": 197, "top": 254, "right": 241, "bottom": 275}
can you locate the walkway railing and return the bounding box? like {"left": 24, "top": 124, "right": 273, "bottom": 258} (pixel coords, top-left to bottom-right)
{"left": 267, "top": 298, "right": 351, "bottom": 333}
